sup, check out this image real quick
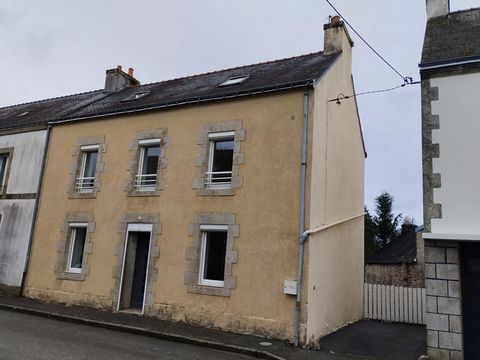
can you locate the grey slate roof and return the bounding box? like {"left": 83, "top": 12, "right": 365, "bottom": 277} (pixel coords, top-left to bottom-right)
{"left": 421, "top": 8, "right": 480, "bottom": 66}
{"left": 366, "top": 225, "right": 418, "bottom": 265}
{"left": 56, "top": 51, "right": 339, "bottom": 123}
{"left": 0, "top": 90, "right": 106, "bottom": 131}
{"left": 0, "top": 51, "right": 339, "bottom": 131}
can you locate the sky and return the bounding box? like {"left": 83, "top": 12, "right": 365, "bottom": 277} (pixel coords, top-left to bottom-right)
{"left": 1, "top": 0, "right": 479, "bottom": 225}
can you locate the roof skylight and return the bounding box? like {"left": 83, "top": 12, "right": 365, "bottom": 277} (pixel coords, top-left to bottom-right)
{"left": 218, "top": 75, "right": 249, "bottom": 87}
{"left": 121, "top": 91, "right": 149, "bottom": 102}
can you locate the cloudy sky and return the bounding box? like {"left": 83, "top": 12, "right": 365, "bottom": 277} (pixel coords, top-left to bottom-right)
{"left": 1, "top": 0, "right": 479, "bottom": 224}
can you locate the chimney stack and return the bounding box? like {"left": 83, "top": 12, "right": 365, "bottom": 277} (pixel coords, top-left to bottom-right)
{"left": 104, "top": 65, "right": 140, "bottom": 93}
{"left": 323, "top": 15, "right": 354, "bottom": 56}
{"left": 426, "top": 0, "right": 450, "bottom": 20}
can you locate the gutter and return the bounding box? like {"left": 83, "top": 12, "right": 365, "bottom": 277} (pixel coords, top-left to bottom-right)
{"left": 419, "top": 55, "right": 480, "bottom": 71}
{"left": 293, "top": 89, "right": 309, "bottom": 346}
{"left": 49, "top": 80, "right": 317, "bottom": 126}
{"left": 302, "top": 213, "right": 366, "bottom": 239}
{"left": 20, "top": 125, "right": 51, "bottom": 295}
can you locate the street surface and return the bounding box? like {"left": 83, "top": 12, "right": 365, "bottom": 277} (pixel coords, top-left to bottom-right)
{"left": 0, "top": 310, "right": 253, "bottom": 360}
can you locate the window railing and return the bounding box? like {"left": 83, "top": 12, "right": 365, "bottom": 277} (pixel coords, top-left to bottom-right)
{"left": 135, "top": 173, "right": 157, "bottom": 191}
{"left": 205, "top": 171, "right": 232, "bottom": 188}
{"left": 76, "top": 177, "right": 95, "bottom": 192}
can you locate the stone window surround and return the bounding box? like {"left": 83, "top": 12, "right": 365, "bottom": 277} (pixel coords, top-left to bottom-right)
{"left": 185, "top": 213, "right": 239, "bottom": 297}
{"left": 193, "top": 120, "right": 245, "bottom": 196}
{"left": 55, "top": 212, "right": 95, "bottom": 281}
{"left": 125, "top": 129, "right": 168, "bottom": 197}
{"left": 68, "top": 135, "right": 107, "bottom": 199}
{"left": 111, "top": 212, "right": 161, "bottom": 314}
{"left": 0, "top": 147, "right": 14, "bottom": 195}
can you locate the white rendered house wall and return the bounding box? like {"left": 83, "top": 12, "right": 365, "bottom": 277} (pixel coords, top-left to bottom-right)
{"left": 430, "top": 72, "right": 480, "bottom": 235}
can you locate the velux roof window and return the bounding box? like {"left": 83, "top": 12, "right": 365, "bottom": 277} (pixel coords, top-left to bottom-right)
{"left": 121, "top": 91, "right": 149, "bottom": 102}
{"left": 218, "top": 75, "right": 249, "bottom": 87}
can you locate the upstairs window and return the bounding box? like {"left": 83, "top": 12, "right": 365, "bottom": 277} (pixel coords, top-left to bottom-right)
{"left": 77, "top": 145, "right": 99, "bottom": 193}
{"left": 67, "top": 224, "right": 87, "bottom": 274}
{"left": 199, "top": 225, "right": 228, "bottom": 287}
{"left": 0, "top": 153, "right": 9, "bottom": 191}
{"left": 135, "top": 139, "right": 160, "bottom": 191}
{"left": 206, "top": 132, "right": 234, "bottom": 188}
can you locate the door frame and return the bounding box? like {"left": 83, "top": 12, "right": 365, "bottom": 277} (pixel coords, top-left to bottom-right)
{"left": 117, "top": 223, "right": 153, "bottom": 314}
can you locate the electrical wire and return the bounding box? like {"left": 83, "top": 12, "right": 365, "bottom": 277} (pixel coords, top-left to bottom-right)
{"left": 328, "top": 81, "right": 420, "bottom": 104}
{"left": 326, "top": 0, "right": 413, "bottom": 85}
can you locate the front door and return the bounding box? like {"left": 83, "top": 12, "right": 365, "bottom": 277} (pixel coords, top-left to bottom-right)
{"left": 130, "top": 232, "right": 150, "bottom": 308}
{"left": 118, "top": 228, "right": 151, "bottom": 312}
{"left": 460, "top": 243, "right": 480, "bottom": 358}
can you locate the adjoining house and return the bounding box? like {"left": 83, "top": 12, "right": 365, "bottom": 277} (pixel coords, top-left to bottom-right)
{"left": 365, "top": 224, "right": 424, "bottom": 288}
{"left": 420, "top": 2, "right": 480, "bottom": 359}
{"left": 13, "top": 17, "right": 365, "bottom": 345}
{"left": 0, "top": 91, "right": 107, "bottom": 294}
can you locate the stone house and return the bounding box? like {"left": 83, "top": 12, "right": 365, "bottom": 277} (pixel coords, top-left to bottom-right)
{"left": 15, "top": 17, "right": 365, "bottom": 345}
{"left": 421, "top": 2, "right": 480, "bottom": 359}
{"left": 365, "top": 224, "right": 424, "bottom": 288}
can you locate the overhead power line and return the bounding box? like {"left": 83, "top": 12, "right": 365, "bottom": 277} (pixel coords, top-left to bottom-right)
{"left": 328, "top": 81, "right": 420, "bottom": 104}
{"left": 325, "top": 0, "right": 414, "bottom": 85}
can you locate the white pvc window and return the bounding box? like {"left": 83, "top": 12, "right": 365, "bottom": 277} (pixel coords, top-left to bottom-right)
{"left": 199, "top": 225, "right": 228, "bottom": 287}
{"left": 206, "top": 132, "right": 234, "bottom": 189}
{"left": 0, "top": 153, "right": 9, "bottom": 189}
{"left": 67, "top": 223, "right": 88, "bottom": 273}
{"left": 76, "top": 145, "right": 99, "bottom": 193}
{"left": 135, "top": 139, "right": 160, "bottom": 191}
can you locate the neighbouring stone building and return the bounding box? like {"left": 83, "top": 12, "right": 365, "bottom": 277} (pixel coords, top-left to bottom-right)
{"left": 2, "top": 17, "right": 366, "bottom": 346}
{"left": 420, "top": 2, "right": 480, "bottom": 359}
{"left": 365, "top": 224, "right": 424, "bottom": 288}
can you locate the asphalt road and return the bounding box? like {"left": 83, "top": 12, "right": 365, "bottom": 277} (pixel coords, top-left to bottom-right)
{"left": 0, "top": 310, "right": 254, "bottom": 360}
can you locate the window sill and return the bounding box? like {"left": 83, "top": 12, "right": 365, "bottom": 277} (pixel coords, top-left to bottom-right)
{"left": 127, "top": 189, "right": 161, "bottom": 197}
{"left": 197, "top": 188, "right": 236, "bottom": 196}
{"left": 56, "top": 272, "right": 86, "bottom": 281}
{"left": 187, "top": 283, "right": 231, "bottom": 297}
{"left": 69, "top": 192, "right": 98, "bottom": 199}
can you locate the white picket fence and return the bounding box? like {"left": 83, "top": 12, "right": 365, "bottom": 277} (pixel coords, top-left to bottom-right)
{"left": 364, "top": 283, "right": 426, "bottom": 325}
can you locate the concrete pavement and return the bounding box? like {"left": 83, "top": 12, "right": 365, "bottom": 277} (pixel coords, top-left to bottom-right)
{"left": 320, "top": 319, "right": 427, "bottom": 360}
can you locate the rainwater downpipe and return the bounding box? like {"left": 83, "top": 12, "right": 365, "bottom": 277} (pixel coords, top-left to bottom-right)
{"left": 293, "top": 89, "right": 309, "bottom": 346}
{"left": 20, "top": 125, "right": 51, "bottom": 295}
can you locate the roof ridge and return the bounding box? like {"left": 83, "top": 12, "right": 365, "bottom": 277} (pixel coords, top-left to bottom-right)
{"left": 139, "top": 51, "right": 324, "bottom": 88}
{"left": 0, "top": 88, "right": 104, "bottom": 111}
{"left": 448, "top": 7, "right": 480, "bottom": 15}
{"left": 430, "top": 6, "right": 480, "bottom": 20}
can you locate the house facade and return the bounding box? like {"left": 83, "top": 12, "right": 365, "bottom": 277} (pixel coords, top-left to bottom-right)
{"left": 421, "top": 2, "right": 480, "bottom": 359}
{"left": 20, "top": 17, "right": 364, "bottom": 345}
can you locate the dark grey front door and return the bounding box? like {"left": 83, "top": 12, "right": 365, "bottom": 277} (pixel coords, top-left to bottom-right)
{"left": 130, "top": 233, "right": 150, "bottom": 309}
{"left": 460, "top": 242, "right": 480, "bottom": 358}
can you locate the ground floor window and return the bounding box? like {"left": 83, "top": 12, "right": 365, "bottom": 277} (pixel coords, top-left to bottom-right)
{"left": 199, "top": 225, "right": 228, "bottom": 287}
{"left": 67, "top": 224, "right": 87, "bottom": 273}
